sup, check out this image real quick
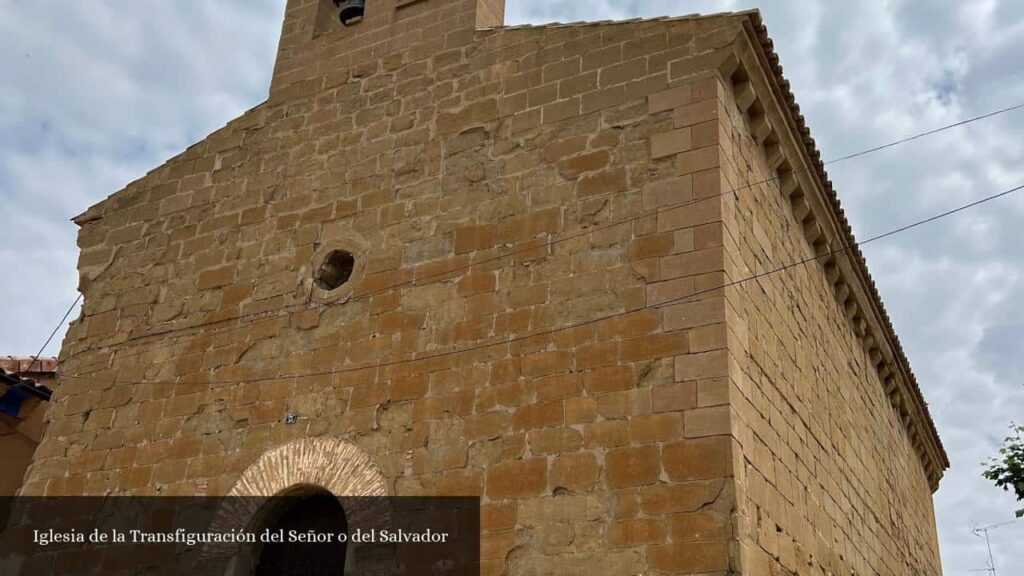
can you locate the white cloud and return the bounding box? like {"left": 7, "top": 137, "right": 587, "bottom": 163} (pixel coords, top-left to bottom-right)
{"left": 0, "top": 0, "right": 285, "bottom": 354}
{"left": 1, "top": 0, "right": 1022, "bottom": 571}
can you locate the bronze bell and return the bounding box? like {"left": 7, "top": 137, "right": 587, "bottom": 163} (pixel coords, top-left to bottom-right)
{"left": 335, "top": 0, "right": 365, "bottom": 26}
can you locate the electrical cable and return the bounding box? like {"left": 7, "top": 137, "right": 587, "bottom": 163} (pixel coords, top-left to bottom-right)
{"left": 60, "top": 182, "right": 1024, "bottom": 386}
{"left": 59, "top": 102, "right": 1024, "bottom": 367}
{"left": 22, "top": 293, "right": 82, "bottom": 374}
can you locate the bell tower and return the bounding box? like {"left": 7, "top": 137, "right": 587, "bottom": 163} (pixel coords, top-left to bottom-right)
{"left": 269, "top": 0, "right": 506, "bottom": 96}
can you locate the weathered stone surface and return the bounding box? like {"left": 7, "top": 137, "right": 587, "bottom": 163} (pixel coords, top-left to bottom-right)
{"left": 28, "top": 2, "right": 944, "bottom": 575}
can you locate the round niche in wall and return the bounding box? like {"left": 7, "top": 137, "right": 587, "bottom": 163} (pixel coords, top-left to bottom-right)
{"left": 315, "top": 249, "right": 356, "bottom": 291}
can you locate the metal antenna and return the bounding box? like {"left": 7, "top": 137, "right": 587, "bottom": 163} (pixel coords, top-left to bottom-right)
{"left": 970, "top": 519, "right": 1020, "bottom": 575}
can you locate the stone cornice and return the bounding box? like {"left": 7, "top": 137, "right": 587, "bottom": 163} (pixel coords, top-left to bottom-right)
{"left": 715, "top": 13, "right": 948, "bottom": 490}
{"left": 479, "top": 8, "right": 949, "bottom": 489}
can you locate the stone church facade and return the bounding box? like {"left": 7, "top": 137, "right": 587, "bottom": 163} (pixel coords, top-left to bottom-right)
{"left": 24, "top": 0, "right": 948, "bottom": 574}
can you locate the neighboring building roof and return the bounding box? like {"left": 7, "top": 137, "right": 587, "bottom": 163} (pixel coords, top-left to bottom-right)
{"left": 0, "top": 356, "right": 58, "bottom": 375}
{"left": 0, "top": 356, "right": 57, "bottom": 411}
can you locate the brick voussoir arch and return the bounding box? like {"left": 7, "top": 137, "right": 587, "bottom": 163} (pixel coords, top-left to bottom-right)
{"left": 205, "top": 437, "right": 389, "bottom": 564}
{"left": 226, "top": 436, "right": 389, "bottom": 498}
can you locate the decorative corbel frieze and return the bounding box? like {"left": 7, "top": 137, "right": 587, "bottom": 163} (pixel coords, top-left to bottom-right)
{"left": 721, "top": 42, "right": 946, "bottom": 489}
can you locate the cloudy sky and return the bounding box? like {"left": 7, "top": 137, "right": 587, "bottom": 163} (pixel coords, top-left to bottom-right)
{"left": 1, "top": 0, "right": 1022, "bottom": 571}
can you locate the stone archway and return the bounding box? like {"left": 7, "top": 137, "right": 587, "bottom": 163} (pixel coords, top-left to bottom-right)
{"left": 206, "top": 437, "right": 389, "bottom": 574}
{"left": 226, "top": 436, "right": 388, "bottom": 498}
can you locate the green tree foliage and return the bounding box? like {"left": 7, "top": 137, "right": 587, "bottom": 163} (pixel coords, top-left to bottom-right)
{"left": 982, "top": 423, "right": 1024, "bottom": 501}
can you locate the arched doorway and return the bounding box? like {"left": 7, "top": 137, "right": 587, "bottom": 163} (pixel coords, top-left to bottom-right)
{"left": 254, "top": 491, "right": 349, "bottom": 576}
{"left": 205, "top": 437, "right": 390, "bottom": 575}
{"left": 218, "top": 437, "right": 389, "bottom": 500}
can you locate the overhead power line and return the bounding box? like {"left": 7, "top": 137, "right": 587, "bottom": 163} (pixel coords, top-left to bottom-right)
{"left": 60, "top": 182, "right": 1024, "bottom": 386}
{"left": 58, "top": 100, "right": 1024, "bottom": 367}
{"left": 23, "top": 293, "right": 82, "bottom": 374}
{"left": 826, "top": 102, "right": 1024, "bottom": 166}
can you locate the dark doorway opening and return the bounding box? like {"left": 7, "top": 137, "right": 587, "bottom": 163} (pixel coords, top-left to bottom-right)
{"left": 254, "top": 492, "right": 349, "bottom": 576}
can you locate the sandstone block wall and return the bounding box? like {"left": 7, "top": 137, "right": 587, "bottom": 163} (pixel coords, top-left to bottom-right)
{"left": 23, "top": 2, "right": 945, "bottom": 574}
{"left": 704, "top": 29, "right": 945, "bottom": 576}
{"left": 24, "top": 2, "right": 756, "bottom": 574}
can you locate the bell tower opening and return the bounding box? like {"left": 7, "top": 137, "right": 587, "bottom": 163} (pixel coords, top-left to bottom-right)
{"left": 254, "top": 491, "right": 350, "bottom": 575}
{"left": 334, "top": 0, "right": 366, "bottom": 26}
{"left": 277, "top": 0, "right": 506, "bottom": 94}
